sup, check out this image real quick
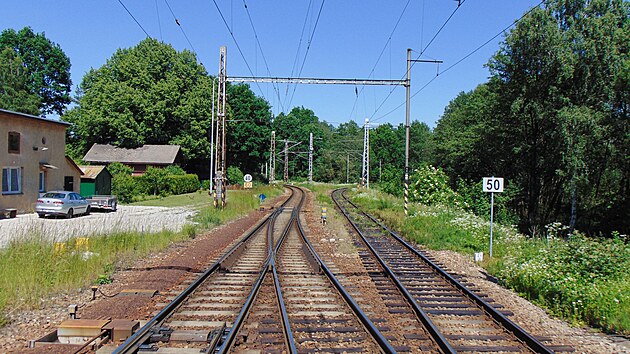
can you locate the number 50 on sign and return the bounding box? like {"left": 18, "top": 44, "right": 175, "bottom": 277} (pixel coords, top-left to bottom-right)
{"left": 483, "top": 177, "right": 504, "bottom": 193}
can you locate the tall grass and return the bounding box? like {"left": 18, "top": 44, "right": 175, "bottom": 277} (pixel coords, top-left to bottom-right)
{"left": 350, "top": 188, "right": 630, "bottom": 335}
{"left": 0, "top": 229, "right": 185, "bottom": 326}
{"left": 0, "top": 185, "right": 283, "bottom": 326}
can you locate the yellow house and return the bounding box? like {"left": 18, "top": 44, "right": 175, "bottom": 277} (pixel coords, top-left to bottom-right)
{"left": 0, "top": 109, "right": 82, "bottom": 213}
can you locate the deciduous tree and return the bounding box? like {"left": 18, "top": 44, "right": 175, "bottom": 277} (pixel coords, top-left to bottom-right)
{"left": 0, "top": 27, "right": 71, "bottom": 115}
{"left": 0, "top": 48, "right": 40, "bottom": 115}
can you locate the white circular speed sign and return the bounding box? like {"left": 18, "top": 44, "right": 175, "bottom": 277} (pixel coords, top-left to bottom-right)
{"left": 243, "top": 174, "right": 253, "bottom": 182}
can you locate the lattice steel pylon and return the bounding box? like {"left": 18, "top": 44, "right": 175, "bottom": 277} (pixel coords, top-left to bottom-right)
{"left": 213, "top": 46, "right": 227, "bottom": 208}
{"left": 361, "top": 118, "right": 370, "bottom": 189}
{"left": 283, "top": 139, "right": 289, "bottom": 182}
{"left": 269, "top": 131, "right": 276, "bottom": 183}
{"left": 308, "top": 132, "right": 313, "bottom": 184}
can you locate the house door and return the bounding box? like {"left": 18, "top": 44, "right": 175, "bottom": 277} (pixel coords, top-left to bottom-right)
{"left": 64, "top": 176, "right": 74, "bottom": 191}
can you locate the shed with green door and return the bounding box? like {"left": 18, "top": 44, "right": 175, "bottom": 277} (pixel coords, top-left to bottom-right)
{"left": 79, "top": 165, "right": 112, "bottom": 197}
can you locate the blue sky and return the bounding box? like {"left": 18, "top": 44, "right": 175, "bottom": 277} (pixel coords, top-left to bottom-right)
{"left": 1, "top": 1, "right": 541, "bottom": 128}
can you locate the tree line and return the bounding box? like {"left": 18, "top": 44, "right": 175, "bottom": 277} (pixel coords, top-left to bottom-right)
{"left": 1, "top": 0, "right": 627, "bottom": 236}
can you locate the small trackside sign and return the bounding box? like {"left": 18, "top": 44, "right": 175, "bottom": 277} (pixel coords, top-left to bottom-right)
{"left": 483, "top": 177, "right": 504, "bottom": 193}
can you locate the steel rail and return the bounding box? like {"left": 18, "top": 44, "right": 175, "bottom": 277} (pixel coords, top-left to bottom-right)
{"left": 113, "top": 189, "right": 295, "bottom": 354}
{"left": 269, "top": 186, "right": 303, "bottom": 354}
{"left": 291, "top": 186, "right": 397, "bottom": 354}
{"left": 339, "top": 188, "right": 555, "bottom": 354}
{"left": 332, "top": 189, "right": 455, "bottom": 354}
{"left": 219, "top": 186, "right": 303, "bottom": 353}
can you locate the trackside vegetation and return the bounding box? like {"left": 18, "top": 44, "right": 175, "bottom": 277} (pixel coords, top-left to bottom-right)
{"left": 348, "top": 186, "right": 629, "bottom": 335}
{"left": 0, "top": 185, "right": 282, "bottom": 327}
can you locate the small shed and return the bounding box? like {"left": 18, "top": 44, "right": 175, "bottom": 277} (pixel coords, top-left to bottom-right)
{"left": 79, "top": 165, "right": 112, "bottom": 197}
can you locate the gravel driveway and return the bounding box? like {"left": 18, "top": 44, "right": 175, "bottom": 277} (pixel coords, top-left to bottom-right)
{"left": 0, "top": 205, "right": 196, "bottom": 248}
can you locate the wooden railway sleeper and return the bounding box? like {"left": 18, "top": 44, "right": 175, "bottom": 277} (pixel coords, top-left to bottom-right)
{"left": 336, "top": 188, "right": 556, "bottom": 354}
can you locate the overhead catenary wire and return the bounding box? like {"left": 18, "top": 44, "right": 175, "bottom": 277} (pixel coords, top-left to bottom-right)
{"left": 155, "top": 0, "right": 163, "bottom": 41}
{"left": 242, "top": 0, "right": 285, "bottom": 113}
{"left": 369, "top": 0, "right": 467, "bottom": 122}
{"left": 117, "top": 0, "right": 151, "bottom": 38}
{"left": 285, "top": 0, "right": 313, "bottom": 111}
{"left": 349, "top": 0, "right": 413, "bottom": 119}
{"left": 211, "top": 0, "right": 268, "bottom": 100}
{"left": 287, "top": 0, "right": 326, "bottom": 110}
{"left": 372, "top": 0, "right": 546, "bottom": 122}
{"left": 164, "top": 0, "right": 197, "bottom": 55}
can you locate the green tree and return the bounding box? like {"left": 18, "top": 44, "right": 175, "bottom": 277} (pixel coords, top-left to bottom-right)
{"left": 273, "top": 107, "right": 325, "bottom": 180}
{"left": 432, "top": 84, "right": 497, "bottom": 181}
{"left": 409, "top": 121, "right": 432, "bottom": 169}
{"left": 0, "top": 47, "right": 40, "bottom": 114}
{"left": 0, "top": 27, "right": 71, "bottom": 115}
{"left": 65, "top": 38, "right": 214, "bottom": 171}
{"left": 226, "top": 83, "right": 273, "bottom": 177}
{"left": 486, "top": 0, "right": 630, "bottom": 234}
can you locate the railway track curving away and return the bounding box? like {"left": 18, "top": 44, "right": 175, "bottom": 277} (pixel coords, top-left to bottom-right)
{"left": 331, "top": 187, "right": 571, "bottom": 354}
{"left": 112, "top": 186, "right": 396, "bottom": 353}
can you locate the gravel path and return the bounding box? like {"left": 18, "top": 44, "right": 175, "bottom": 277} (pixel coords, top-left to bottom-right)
{"left": 0, "top": 205, "right": 196, "bottom": 248}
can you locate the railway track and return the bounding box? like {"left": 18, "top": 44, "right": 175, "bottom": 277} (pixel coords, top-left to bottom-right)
{"left": 112, "top": 186, "right": 395, "bottom": 353}
{"left": 331, "top": 188, "right": 568, "bottom": 354}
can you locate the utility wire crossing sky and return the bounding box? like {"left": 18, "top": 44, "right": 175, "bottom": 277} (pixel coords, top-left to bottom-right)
{"left": 1, "top": 0, "right": 543, "bottom": 127}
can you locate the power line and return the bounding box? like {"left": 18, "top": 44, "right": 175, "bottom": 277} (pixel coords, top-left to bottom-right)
{"left": 211, "top": 0, "right": 267, "bottom": 99}
{"left": 241, "top": 0, "right": 285, "bottom": 113}
{"left": 372, "top": 0, "right": 546, "bottom": 122}
{"left": 117, "top": 0, "right": 151, "bottom": 38}
{"left": 369, "top": 0, "right": 468, "bottom": 121}
{"left": 155, "top": 0, "right": 163, "bottom": 41}
{"left": 416, "top": 0, "right": 466, "bottom": 58}
{"left": 349, "top": 0, "right": 412, "bottom": 119}
{"left": 287, "top": 0, "right": 326, "bottom": 109}
{"left": 164, "top": 0, "right": 197, "bottom": 54}
{"left": 286, "top": 0, "right": 313, "bottom": 111}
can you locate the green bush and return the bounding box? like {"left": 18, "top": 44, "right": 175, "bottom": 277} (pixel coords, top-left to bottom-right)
{"left": 409, "top": 165, "right": 463, "bottom": 208}
{"left": 379, "top": 165, "right": 403, "bottom": 197}
{"left": 107, "top": 162, "right": 133, "bottom": 176}
{"left": 165, "top": 174, "right": 200, "bottom": 195}
{"left": 227, "top": 166, "right": 244, "bottom": 185}
{"left": 112, "top": 174, "right": 137, "bottom": 203}
{"left": 142, "top": 167, "right": 169, "bottom": 196}
{"left": 455, "top": 179, "right": 518, "bottom": 225}
{"left": 164, "top": 165, "right": 186, "bottom": 175}
{"left": 492, "top": 232, "right": 630, "bottom": 333}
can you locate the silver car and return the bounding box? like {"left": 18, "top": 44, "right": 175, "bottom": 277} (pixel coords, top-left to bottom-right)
{"left": 35, "top": 191, "right": 91, "bottom": 218}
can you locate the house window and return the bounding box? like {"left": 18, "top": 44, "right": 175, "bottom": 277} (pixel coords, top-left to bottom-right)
{"left": 39, "top": 171, "right": 46, "bottom": 192}
{"left": 8, "top": 132, "right": 20, "bottom": 154}
{"left": 2, "top": 167, "right": 22, "bottom": 194}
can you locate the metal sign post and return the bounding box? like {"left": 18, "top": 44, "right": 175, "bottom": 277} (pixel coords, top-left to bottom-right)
{"left": 482, "top": 177, "right": 504, "bottom": 257}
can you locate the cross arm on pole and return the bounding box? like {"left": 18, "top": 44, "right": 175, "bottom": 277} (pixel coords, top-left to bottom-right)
{"left": 227, "top": 76, "right": 407, "bottom": 86}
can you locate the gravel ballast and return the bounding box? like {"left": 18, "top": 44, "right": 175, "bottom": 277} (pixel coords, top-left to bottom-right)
{"left": 0, "top": 188, "right": 627, "bottom": 353}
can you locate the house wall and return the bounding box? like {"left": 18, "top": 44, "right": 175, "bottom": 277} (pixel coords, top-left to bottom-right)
{"left": 0, "top": 111, "right": 80, "bottom": 213}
